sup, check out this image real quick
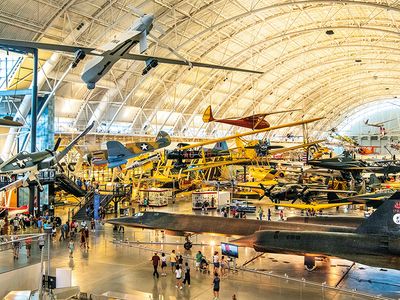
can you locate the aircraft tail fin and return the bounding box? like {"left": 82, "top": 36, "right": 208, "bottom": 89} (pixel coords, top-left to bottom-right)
{"left": 356, "top": 191, "right": 400, "bottom": 235}
{"left": 369, "top": 174, "right": 381, "bottom": 186}
{"left": 106, "top": 141, "right": 134, "bottom": 168}
{"left": 156, "top": 131, "right": 169, "bottom": 141}
{"left": 202, "top": 105, "right": 214, "bottom": 123}
{"left": 213, "top": 141, "right": 228, "bottom": 151}
{"left": 155, "top": 131, "right": 171, "bottom": 147}
{"left": 327, "top": 192, "right": 340, "bottom": 203}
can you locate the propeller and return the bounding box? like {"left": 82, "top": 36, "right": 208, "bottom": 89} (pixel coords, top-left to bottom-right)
{"left": 44, "top": 137, "right": 65, "bottom": 172}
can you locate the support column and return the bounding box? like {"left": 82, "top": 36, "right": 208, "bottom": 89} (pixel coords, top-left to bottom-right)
{"left": 29, "top": 48, "right": 38, "bottom": 216}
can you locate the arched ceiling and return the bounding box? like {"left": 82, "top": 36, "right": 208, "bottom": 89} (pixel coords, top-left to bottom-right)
{"left": 1, "top": 0, "right": 400, "bottom": 142}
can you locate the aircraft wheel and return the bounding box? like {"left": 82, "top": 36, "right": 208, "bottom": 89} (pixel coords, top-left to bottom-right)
{"left": 304, "top": 255, "right": 316, "bottom": 271}
{"left": 68, "top": 164, "right": 75, "bottom": 172}
{"left": 87, "top": 82, "right": 96, "bottom": 89}
{"left": 184, "top": 241, "right": 192, "bottom": 250}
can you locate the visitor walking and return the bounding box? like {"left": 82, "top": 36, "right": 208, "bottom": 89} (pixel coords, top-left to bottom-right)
{"left": 170, "top": 249, "right": 177, "bottom": 273}
{"left": 151, "top": 252, "right": 160, "bottom": 278}
{"left": 195, "top": 250, "right": 203, "bottom": 271}
{"left": 68, "top": 239, "right": 75, "bottom": 258}
{"left": 182, "top": 262, "right": 191, "bottom": 287}
{"left": 160, "top": 252, "right": 167, "bottom": 276}
{"left": 212, "top": 272, "right": 221, "bottom": 300}
{"left": 175, "top": 265, "right": 183, "bottom": 290}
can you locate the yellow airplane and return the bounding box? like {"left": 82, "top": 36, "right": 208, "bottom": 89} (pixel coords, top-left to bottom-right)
{"left": 178, "top": 117, "right": 324, "bottom": 151}
{"left": 269, "top": 201, "right": 353, "bottom": 211}
{"left": 183, "top": 140, "right": 325, "bottom": 172}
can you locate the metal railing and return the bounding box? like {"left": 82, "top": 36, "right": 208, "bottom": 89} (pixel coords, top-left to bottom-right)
{"left": 111, "top": 236, "right": 392, "bottom": 300}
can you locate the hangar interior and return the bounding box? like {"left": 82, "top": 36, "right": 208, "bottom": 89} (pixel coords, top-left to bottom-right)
{"left": 1, "top": 0, "right": 400, "bottom": 299}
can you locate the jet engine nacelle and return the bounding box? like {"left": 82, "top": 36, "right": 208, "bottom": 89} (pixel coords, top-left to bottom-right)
{"left": 142, "top": 59, "right": 158, "bottom": 75}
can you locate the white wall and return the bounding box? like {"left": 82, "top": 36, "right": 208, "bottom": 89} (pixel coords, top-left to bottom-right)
{"left": 0, "top": 263, "right": 41, "bottom": 298}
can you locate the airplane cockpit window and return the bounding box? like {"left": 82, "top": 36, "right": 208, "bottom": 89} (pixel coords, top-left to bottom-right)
{"left": 134, "top": 213, "right": 144, "bottom": 218}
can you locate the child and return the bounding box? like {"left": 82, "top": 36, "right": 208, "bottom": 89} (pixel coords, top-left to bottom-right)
{"left": 212, "top": 272, "right": 220, "bottom": 300}
{"left": 90, "top": 218, "right": 95, "bottom": 232}
{"left": 161, "top": 253, "right": 167, "bottom": 276}
{"left": 175, "top": 265, "right": 183, "bottom": 290}
{"left": 68, "top": 239, "right": 75, "bottom": 258}
{"left": 182, "top": 262, "right": 191, "bottom": 287}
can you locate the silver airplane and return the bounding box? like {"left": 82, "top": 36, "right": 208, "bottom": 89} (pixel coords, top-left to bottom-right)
{"left": 0, "top": 14, "right": 263, "bottom": 89}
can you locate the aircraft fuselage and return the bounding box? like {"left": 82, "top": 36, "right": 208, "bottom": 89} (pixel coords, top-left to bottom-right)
{"left": 81, "top": 15, "right": 154, "bottom": 89}
{"left": 0, "top": 151, "right": 51, "bottom": 174}
{"left": 254, "top": 230, "right": 400, "bottom": 270}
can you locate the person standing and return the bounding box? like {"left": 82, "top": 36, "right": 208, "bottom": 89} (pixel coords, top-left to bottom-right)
{"left": 279, "top": 209, "right": 284, "bottom": 221}
{"left": 25, "top": 237, "right": 32, "bottom": 258}
{"left": 258, "top": 207, "right": 264, "bottom": 221}
{"left": 195, "top": 250, "right": 203, "bottom": 271}
{"left": 267, "top": 208, "right": 271, "bottom": 221}
{"left": 220, "top": 256, "right": 227, "bottom": 276}
{"left": 170, "top": 249, "right": 177, "bottom": 273}
{"left": 160, "top": 253, "right": 167, "bottom": 276}
{"left": 59, "top": 222, "right": 66, "bottom": 241}
{"left": 13, "top": 217, "right": 19, "bottom": 233}
{"left": 84, "top": 226, "right": 90, "bottom": 249}
{"left": 151, "top": 252, "right": 160, "bottom": 278}
{"left": 64, "top": 221, "right": 70, "bottom": 239}
{"left": 213, "top": 251, "right": 220, "bottom": 273}
{"left": 212, "top": 272, "right": 221, "bottom": 300}
{"left": 90, "top": 218, "right": 95, "bottom": 232}
{"left": 68, "top": 239, "right": 75, "bottom": 258}
{"left": 38, "top": 235, "right": 45, "bottom": 251}
{"left": 175, "top": 265, "right": 183, "bottom": 290}
{"left": 178, "top": 254, "right": 183, "bottom": 267}
{"left": 80, "top": 230, "right": 86, "bottom": 249}
{"left": 182, "top": 262, "right": 191, "bottom": 287}
{"left": 12, "top": 236, "right": 20, "bottom": 259}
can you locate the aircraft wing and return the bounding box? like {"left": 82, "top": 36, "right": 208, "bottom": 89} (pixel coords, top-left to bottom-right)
{"left": 179, "top": 117, "right": 324, "bottom": 151}
{"left": 267, "top": 140, "right": 326, "bottom": 155}
{"left": 183, "top": 159, "right": 251, "bottom": 172}
{"left": 122, "top": 53, "right": 264, "bottom": 74}
{"left": 0, "top": 38, "right": 96, "bottom": 54}
{"left": 237, "top": 180, "right": 277, "bottom": 188}
{"left": 271, "top": 202, "right": 353, "bottom": 210}
{"left": 0, "top": 178, "right": 25, "bottom": 193}
{"left": 56, "top": 121, "right": 95, "bottom": 162}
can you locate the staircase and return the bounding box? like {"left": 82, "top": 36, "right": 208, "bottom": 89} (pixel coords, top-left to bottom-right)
{"left": 73, "top": 193, "right": 115, "bottom": 221}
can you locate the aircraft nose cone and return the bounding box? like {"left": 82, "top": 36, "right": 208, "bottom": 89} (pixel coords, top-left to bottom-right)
{"left": 142, "top": 14, "right": 154, "bottom": 27}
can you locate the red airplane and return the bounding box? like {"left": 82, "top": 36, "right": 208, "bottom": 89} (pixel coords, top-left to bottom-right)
{"left": 357, "top": 146, "right": 379, "bottom": 155}
{"left": 202, "top": 105, "right": 301, "bottom": 130}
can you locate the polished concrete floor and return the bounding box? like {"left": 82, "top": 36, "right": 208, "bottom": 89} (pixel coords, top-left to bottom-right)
{"left": 1, "top": 199, "right": 398, "bottom": 299}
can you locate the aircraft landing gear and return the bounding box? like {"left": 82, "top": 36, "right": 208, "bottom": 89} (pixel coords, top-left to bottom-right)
{"left": 87, "top": 82, "right": 96, "bottom": 90}
{"left": 304, "top": 255, "right": 317, "bottom": 271}
{"left": 184, "top": 235, "right": 193, "bottom": 250}
{"left": 72, "top": 50, "right": 86, "bottom": 68}
{"left": 142, "top": 59, "right": 158, "bottom": 75}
